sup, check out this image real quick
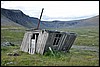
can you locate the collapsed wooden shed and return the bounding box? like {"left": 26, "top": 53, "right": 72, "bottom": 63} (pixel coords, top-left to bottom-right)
{"left": 20, "top": 29, "right": 77, "bottom": 55}
{"left": 20, "top": 8, "right": 77, "bottom": 55}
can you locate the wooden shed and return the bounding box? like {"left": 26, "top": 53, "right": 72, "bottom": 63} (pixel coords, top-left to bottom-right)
{"left": 20, "top": 29, "right": 77, "bottom": 55}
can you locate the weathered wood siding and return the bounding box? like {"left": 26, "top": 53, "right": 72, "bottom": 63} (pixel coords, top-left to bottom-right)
{"left": 20, "top": 30, "right": 77, "bottom": 55}
{"left": 57, "top": 33, "right": 68, "bottom": 51}
{"left": 36, "top": 30, "right": 49, "bottom": 55}
{"left": 20, "top": 32, "right": 33, "bottom": 52}
{"left": 61, "top": 33, "right": 77, "bottom": 52}
{"left": 42, "top": 31, "right": 77, "bottom": 53}
{"left": 44, "top": 32, "right": 56, "bottom": 52}
{"left": 65, "top": 33, "right": 77, "bottom": 52}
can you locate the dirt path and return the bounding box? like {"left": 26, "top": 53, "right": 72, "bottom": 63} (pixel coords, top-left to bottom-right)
{"left": 71, "top": 45, "right": 99, "bottom": 52}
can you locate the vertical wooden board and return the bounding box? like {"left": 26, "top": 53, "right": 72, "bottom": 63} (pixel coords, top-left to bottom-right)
{"left": 31, "top": 39, "right": 36, "bottom": 54}
{"left": 36, "top": 31, "right": 43, "bottom": 53}
{"left": 28, "top": 33, "right": 31, "bottom": 54}
{"left": 64, "top": 33, "right": 77, "bottom": 52}
{"left": 66, "top": 34, "right": 77, "bottom": 51}
{"left": 36, "top": 31, "right": 43, "bottom": 54}
{"left": 60, "top": 33, "right": 66, "bottom": 50}
{"left": 57, "top": 33, "right": 62, "bottom": 50}
{"left": 38, "top": 32, "right": 44, "bottom": 54}
{"left": 23, "top": 33, "right": 29, "bottom": 52}
{"left": 51, "top": 33, "right": 57, "bottom": 50}
{"left": 43, "top": 33, "right": 50, "bottom": 51}
{"left": 61, "top": 33, "right": 70, "bottom": 51}
{"left": 20, "top": 32, "right": 28, "bottom": 51}
{"left": 67, "top": 34, "right": 76, "bottom": 49}
{"left": 29, "top": 33, "right": 37, "bottom": 54}
{"left": 46, "top": 32, "right": 55, "bottom": 51}
{"left": 39, "top": 33, "right": 44, "bottom": 54}
{"left": 66, "top": 35, "right": 74, "bottom": 50}
{"left": 65, "top": 34, "right": 72, "bottom": 50}
{"left": 39, "top": 32, "right": 49, "bottom": 55}
{"left": 51, "top": 33, "right": 56, "bottom": 45}
{"left": 57, "top": 33, "right": 66, "bottom": 50}
{"left": 21, "top": 32, "right": 30, "bottom": 52}
{"left": 24, "top": 32, "right": 32, "bottom": 52}
{"left": 44, "top": 32, "right": 56, "bottom": 52}
{"left": 24, "top": 32, "right": 31, "bottom": 52}
{"left": 28, "top": 33, "right": 32, "bottom": 54}
{"left": 64, "top": 34, "right": 72, "bottom": 51}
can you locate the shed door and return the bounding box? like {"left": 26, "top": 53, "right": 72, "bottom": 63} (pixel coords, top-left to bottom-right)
{"left": 29, "top": 33, "right": 39, "bottom": 54}
{"left": 29, "top": 34, "right": 36, "bottom": 54}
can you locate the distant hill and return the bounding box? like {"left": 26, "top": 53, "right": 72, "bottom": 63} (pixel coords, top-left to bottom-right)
{"left": 1, "top": 8, "right": 99, "bottom": 29}
{"left": 41, "top": 15, "right": 99, "bottom": 28}
{"left": 1, "top": 8, "right": 46, "bottom": 29}
{"left": 69, "top": 15, "right": 99, "bottom": 28}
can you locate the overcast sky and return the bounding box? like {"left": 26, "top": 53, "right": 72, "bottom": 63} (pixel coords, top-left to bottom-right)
{"left": 1, "top": 1, "right": 99, "bottom": 21}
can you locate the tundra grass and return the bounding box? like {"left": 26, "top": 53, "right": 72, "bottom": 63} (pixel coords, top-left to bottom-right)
{"left": 1, "top": 45, "right": 99, "bottom": 66}
{"left": 1, "top": 29, "right": 25, "bottom": 44}
{"left": 1, "top": 26, "right": 26, "bottom": 29}
{"left": 1, "top": 26, "right": 99, "bottom": 66}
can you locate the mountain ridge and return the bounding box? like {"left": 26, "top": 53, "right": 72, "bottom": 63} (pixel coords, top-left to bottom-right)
{"left": 1, "top": 8, "right": 46, "bottom": 29}
{"left": 1, "top": 8, "right": 99, "bottom": 29}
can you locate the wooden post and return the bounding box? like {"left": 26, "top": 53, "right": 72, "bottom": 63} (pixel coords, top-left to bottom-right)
{"left": 37, "top": 8, "right": 44, "bottom": 29}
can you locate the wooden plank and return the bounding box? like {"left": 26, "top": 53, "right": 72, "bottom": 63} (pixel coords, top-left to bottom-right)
{"left": 64, "top": 34, "right": 72, "bottom": 51}
{"left": 44, "top": 32, "right": 56, "bottom": 52}
{"left": 65, "top": 34, "right": 72, "bottom": 50}
{"left": 36, "top": 30, "right": 44, "bottom": 54}
{"left": 28, "top": 33, "right": 33, "bottom": 54}
{"left": 65, "top": 34, "right": 73, "bottom": 51}
{"left": 21, "top": 32, "right": 30, "bottom": 52}
{"left": 28, "top": 33, "right": 31, "bottom": 54}
{"left": 63, "top": 33, "right": 77, "bottom": 52}
{"left": 61, "top": 33, "right": 70, "bottom": 51}
{"left": 26, "top": 32, "right": 32, "bottom": 52}
{"left": 39, "top": 31, "right": 49, "bottom": 54}
{"left": 24, "top": 32, "right": 30, "bottom": 52}
{"left": 52, "top": 33, "right": 58, "bottom": 50}
{"left": 35, "top": 32, "right": 41, "bottom": 53}
{"left": 43, "top": 33, "right": 51, "bottom": 51}
{"left": 57, "top": 33, "right": 66, "bottom": 51}
{"left": 20, "top": 32, "right": 28, "bottom": 51}
{"left": 66, "top": 34, "right": 77, "bottom": 51}
{"left": 57, "top": 33, "right": 63, "bottom": 50}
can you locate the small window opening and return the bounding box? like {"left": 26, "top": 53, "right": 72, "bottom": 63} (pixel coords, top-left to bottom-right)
{"left": 31, "top": 34, "right": 35, "bottom": 39}
{"left": 56, "top": 38, "right": 60, "bottom": 45}
{"left": 53, "top": 38, "right": 57, "bottom": 45}
{"left": 53, "top": 34, "right": 61, "bottom": 45}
